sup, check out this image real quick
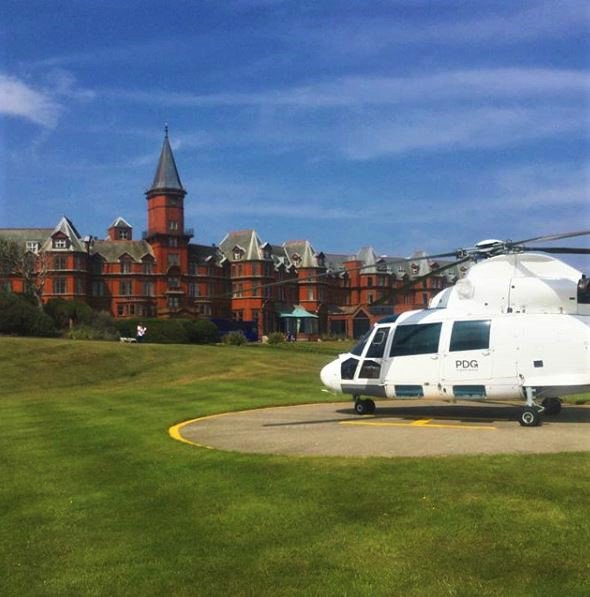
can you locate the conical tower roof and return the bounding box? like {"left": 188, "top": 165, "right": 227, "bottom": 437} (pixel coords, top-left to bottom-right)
{"left": 147, "top": 127, "right": 185, "bottom": 196}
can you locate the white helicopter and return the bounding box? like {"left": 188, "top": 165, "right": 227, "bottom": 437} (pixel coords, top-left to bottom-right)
{"left": 320, "top": 232, "right": 590, "bottom": 426}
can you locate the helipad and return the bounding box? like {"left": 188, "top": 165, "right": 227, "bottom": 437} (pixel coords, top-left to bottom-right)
{"left": 170, "top": 401, "right": 590, "bottom": 458}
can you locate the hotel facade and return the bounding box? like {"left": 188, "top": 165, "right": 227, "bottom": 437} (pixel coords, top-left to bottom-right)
{"left": 0, "top": 132, "right": 462, "bottom": 338}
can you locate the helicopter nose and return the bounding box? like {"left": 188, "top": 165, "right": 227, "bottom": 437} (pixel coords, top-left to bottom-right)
{"left": 320, "top": 359, "right": 342, "bottom": 393}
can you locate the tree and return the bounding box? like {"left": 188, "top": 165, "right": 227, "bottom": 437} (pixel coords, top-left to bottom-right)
{"left": 0, "top": 238, "right": 49, "bottom": 309}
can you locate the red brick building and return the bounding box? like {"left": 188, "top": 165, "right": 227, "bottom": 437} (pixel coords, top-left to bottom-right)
{"left": 0, "top": 131, "right": 462, "bottom": 338}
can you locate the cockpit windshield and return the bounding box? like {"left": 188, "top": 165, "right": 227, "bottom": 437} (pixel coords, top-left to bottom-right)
{"left": 350, "top": 330, "right": 372, "bottom": 356}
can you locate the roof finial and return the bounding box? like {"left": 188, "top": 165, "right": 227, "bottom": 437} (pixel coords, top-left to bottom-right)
{"left": 164, "top": 122, "right": 169, "bottom": 138}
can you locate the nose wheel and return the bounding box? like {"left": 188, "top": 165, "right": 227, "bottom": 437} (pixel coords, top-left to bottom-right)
{"left": 354, "top": 397, "right": 376, "bottom": 415}
{"left": 519, "top": 387, "right": 543, "bottom": 427}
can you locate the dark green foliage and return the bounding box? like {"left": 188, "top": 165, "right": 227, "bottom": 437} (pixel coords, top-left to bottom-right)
{"left": 45, "top": 299, "right": 119, "bottom": 341}
{"left": 184, "top": 319, "right": 219, "bottom": 344}
{"left": 0, "top": 292, "right": 57, "bottom": 337}
{"left": 222, "top": 330, "right": 248, "bottom": 345}
{"left": 115, "top": 318, "right": 219, "bottom": 344}
{"left": 267, "top": 331, "right": 285, "bottom": 344}
{"left": 44, "top": 298, "right": 94, "bottom": 329}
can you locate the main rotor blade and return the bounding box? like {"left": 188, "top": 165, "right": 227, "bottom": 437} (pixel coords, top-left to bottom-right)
{"left": 524, "top": 246, "right": 590, "bottom": 255}
{"left": 511, "top": 230, "right": 590, "bottom": 246}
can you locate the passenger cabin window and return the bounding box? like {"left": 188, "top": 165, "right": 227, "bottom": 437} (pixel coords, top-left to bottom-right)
{"left": 366, "top": 328, "right": 390, "bottom": 358}
{"left": 389, "top": 323, "right": 442, "bottom": 357}
{"left": 449, "top": 320, "right": 491, "bottom": 352}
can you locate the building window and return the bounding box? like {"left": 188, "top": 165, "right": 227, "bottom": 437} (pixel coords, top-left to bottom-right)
{"left": 368, "top": 293, "right": 374, "bottom": 304}
{"left": 168, "top": 277, "right": 180, "bottom": 288}
{"left": 169, "top": 237, "right": 178, "bottom": 247}
{"left": 53, "top": 238, "right": 67, "bottom": 249}
{"left": 91, "top": 280, "right": 105, "bottom": 296}
{"left": 143, "top": 260, "right": 153, "bottom": 274}
{"left": 53, "top": 256, "right": 67, "bottom": 270}
{"left": 367, "top": 277, "right": 373, "bottom": 287}
{"left": 189, "top": 262, "right": 198, "bottom": 275}
{"left": 92, "top": 259, "right": 104, "bottom": 274}
{"left": 144, "top": 281, "right": 154, "bottom": 296}
{"left": 74, "top": 255, "right": 85, "bottom": 270}
{"left": 117, "top": 304, "right": 125, "bottom": 316}
{"left": 120, "top": 259, "right": 132, "bottom": 274}
{"left": 168, "top": 296, "right": 180, "bottom": 309}
{"left": 119, "top": 229, "right": 130, "bottom": 240}
{"left": 168, "top": 220, "right": 178, "bottom": 231}
{"left": 26, "top": 241, "right": 40, "bottom": 254}
{"left": 120, "top": 280, "right": 132, "bottom": 296}
{"left": 168, "top": 253, "right": 180, "bottom": 267}
{"left": 53, "top": 278, "right": 66, "bottom": 294}
{"left": 189, "top": 283, "right": 199, "bottom": 297}
{"left": 307, "top": 286, "right": 314, "bottom": 301}
{"left": 75, "top": 278, "right": 85, "bottom": 295}
{"left": 232, "top": 310, "right": 244, "bottom": 321}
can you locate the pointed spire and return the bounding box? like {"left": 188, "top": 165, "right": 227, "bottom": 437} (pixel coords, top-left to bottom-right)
{"left": 147, "top": 126, "right": 185, "bottom": 196}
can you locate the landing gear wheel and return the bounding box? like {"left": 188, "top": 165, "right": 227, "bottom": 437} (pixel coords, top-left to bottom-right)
{"left": 542, "top": 397, "right": 561, "bottom": 415}
{"left": 354, "top": 399, "right": 374, "bottom": 415}
{"left": 519, "top": 407, "right": 541, "bottom": 427}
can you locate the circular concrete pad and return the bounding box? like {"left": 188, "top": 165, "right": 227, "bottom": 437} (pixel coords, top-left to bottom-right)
{"left": 175, "top": 401, "right": 590, "bottom": 458}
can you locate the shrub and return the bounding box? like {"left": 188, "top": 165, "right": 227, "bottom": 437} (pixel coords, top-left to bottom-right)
{"left": 45, "top": 298, "right": 94, "bottom": 329}
{"left": 184, "top": 319, "right": 219, "bottom": 344}
{"left": 222, "top": 330, "right": 248, "bottom": 346}
{"left": 267, "top": 332, "right": 285, "bottom": 344}
{"left": 0, "top": 292, "right": 57, "bottom": 337}
{"left": 114, "top": 318, "right": 190, "bottom": 344}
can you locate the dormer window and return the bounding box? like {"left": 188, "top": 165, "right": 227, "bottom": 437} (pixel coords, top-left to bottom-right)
{"left": 26, "top": 241, "right": 40, "bottom": 254}
{"left": 120, "top": 258, "right": 132, "bottom": 274}
{"left": 292, "top": 253, "right": 302, "bottom": 267}
{"left": 53, "top": 238, "right": 67, "bottom": 249}
{"left": 233, "top": 247, "right": 244, "bottom": 261}
{"left": 118, "top": 229, "right": 130, "bottom": 240}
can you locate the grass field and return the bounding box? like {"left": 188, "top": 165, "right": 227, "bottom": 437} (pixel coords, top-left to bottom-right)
{"left": 1, "top": 337, "right": 589, "bottom": 596}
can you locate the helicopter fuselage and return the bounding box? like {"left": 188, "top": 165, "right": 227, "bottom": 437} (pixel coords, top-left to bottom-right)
{"left": 320, "top": 309, "right": 590, "bottom": 402}
{"left": 320, "top": 253, "right": 590, "bottom": 422}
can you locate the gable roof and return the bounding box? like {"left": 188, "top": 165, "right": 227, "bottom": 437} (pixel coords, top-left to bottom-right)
{"left": 41, "top": 217, "right": 86, "bottom": 252}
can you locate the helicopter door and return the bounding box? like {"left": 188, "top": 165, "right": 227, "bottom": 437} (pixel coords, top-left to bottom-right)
{"left": 385, "top": 323, "right": 443, "bottom": 399}
{"left": 354, "top": 327, "right": 391, "bottom": 398}
{"left": 441, "top": 320, "right": 492, "bottom": 399}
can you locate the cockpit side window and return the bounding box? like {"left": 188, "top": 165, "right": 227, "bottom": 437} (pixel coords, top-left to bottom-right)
{"left": 389, "top": 323, "right": 442, "bottom": 357}
{"left": 366, "top": 328, "right": 390, "bottom": 358}
{"left": 449, "top": 320, "right": 491, "bottom": 352}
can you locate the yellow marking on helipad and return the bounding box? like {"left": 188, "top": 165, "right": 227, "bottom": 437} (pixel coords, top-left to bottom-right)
{"left": 340, "top": 419, "right": 496, "bottom": 430}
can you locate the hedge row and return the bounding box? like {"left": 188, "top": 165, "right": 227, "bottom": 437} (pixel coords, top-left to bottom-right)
{"left": 114, "top": 318, "right": 219, "bottom": 344}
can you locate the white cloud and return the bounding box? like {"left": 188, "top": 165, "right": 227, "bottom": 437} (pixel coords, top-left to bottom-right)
{"left": 0, "top": 74, "right": 61, "bottom": 127}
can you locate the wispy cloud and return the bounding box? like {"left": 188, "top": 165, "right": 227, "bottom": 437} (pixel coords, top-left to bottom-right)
{"left": 0, "top": 74, "right": 61, "bottom": 127}
{"left": 0, "top": 70, "right": 95, "bottom": 129}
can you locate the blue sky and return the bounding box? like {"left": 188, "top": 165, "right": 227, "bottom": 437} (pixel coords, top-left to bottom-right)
{"left": 1, "top": 0, "right": 589, "bottom": 263}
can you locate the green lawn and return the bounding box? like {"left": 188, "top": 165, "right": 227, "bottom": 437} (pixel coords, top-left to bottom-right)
{"left": 1, "top": 337, "right": 589, "bottom": 596}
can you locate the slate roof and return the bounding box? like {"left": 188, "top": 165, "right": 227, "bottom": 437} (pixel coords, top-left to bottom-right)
{"left": 219, "top": 230, "right": 267, "bottom": 261}
{"left": 109, "top": 216, "right": 132, "bottom": 229}
{"left": 91, "top": 240, "right": 154, "bottom": 263}
{"left": 0, "top": 228, "right": 53, "bottom": 247}
{"left": 41, "top": 217, "right": 86, "bottom": 252}
{"left": 189, "top": 244, "right": 225, "bottom": 265}
{"left": 147, "top": 130, "right": 184, "bottom": 194}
